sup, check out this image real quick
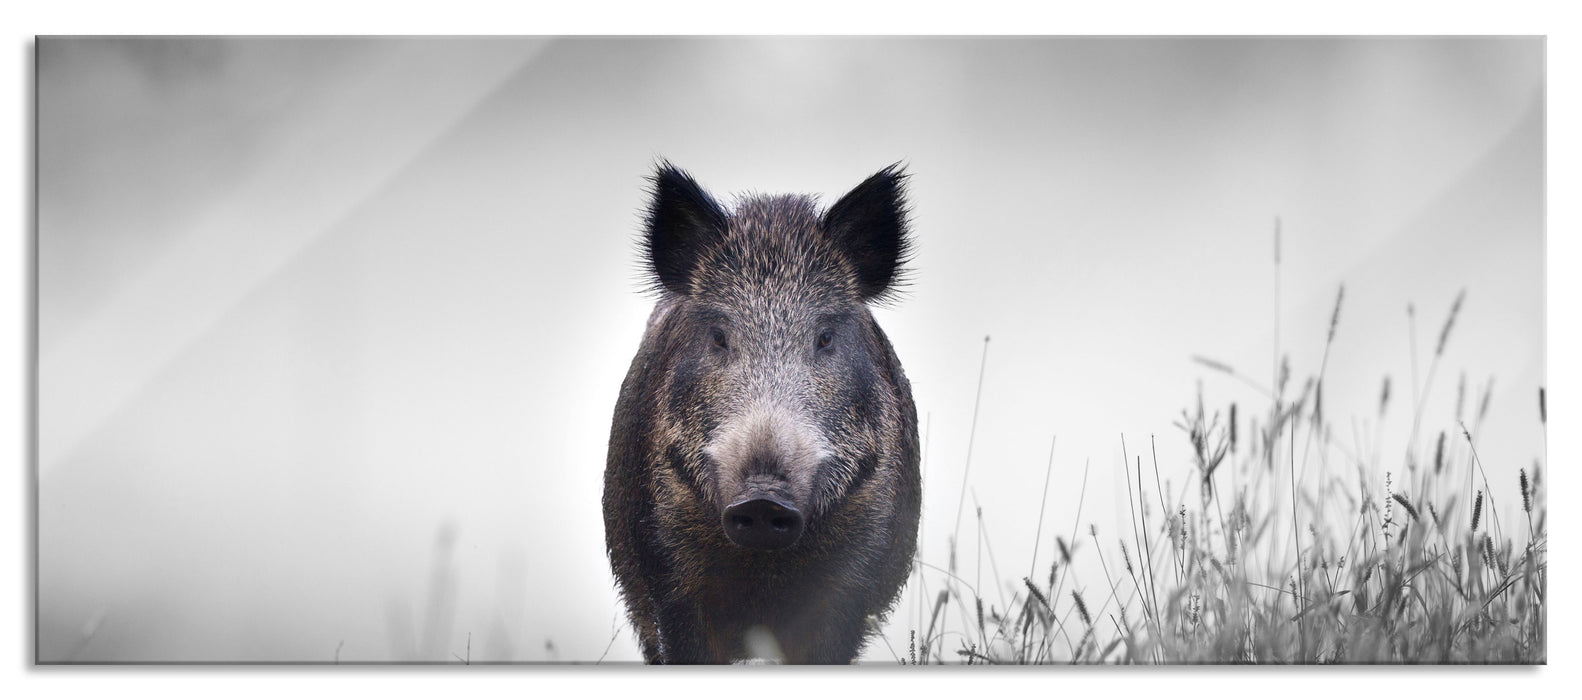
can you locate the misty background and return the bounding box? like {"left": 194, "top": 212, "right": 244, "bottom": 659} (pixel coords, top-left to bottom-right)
{"left": 36, "top": 37, "right": 1543, "bottom": 662}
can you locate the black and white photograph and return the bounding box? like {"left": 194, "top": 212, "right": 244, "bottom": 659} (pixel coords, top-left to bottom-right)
{"left": 27, "top": 33, "right": 1551, "bottom": 669}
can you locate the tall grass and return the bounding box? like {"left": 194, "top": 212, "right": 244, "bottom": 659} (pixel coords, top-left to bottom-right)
{"left": 900, "top": 286, "right": 1546, "bottom": 665}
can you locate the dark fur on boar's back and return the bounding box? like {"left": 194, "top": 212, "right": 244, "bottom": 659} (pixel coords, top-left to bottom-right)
{"left": 603, "top": 162, "right": 922, "bottom": 664}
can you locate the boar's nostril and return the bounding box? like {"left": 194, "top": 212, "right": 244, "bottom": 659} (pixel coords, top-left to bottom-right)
{"left": 721, "top": 498, "right": 804, "bottom": 551}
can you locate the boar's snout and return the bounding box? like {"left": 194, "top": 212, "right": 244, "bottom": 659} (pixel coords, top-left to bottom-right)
{"left": 722, "top": 496, "right": 804, "bottom": 550}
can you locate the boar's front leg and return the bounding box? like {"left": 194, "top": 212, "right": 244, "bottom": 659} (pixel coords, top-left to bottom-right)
{"left": 652, "top": 597, "right": 728, "bottom": 664}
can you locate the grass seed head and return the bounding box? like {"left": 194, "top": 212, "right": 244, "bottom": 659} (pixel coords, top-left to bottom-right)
{"left": 1071, "top": 590, "right": 1093, "bottom": 627}
{"left": 1328, "top": 285, "right": 1345, "bottom": 344}
{"left": 1433, "top": 431, "right": 1446, "bottom": 475}
{"left": 1229, "top": 403, "right": 1238, "bottom": 453}
{"left": 1023, "top": 577, "right": 1051, "bottom": 611}
{"left": 1456, "top": 372, "right": 1468, "bottom": 422}
{"left": 1478, "top": 378, "right": 1494, "bottom": 425}
{"left": 1437, "top": 289, "right": 1465, "bottom": 357}
{"left": 1520, "top": 469, "right": 1532, "bottom": 514}
{"left": 1192, "top": 355, "right": 1235, "bottom": 375}
{"left": 1391, "top": 493, "right": 1420, "bottom": 522}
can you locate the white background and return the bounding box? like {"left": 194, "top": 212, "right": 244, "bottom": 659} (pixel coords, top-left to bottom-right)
{"left": 6, "top": 0, "right": 1578, "bottom": 697}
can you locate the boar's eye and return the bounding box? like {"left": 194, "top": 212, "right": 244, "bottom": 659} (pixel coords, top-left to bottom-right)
{"left": 816, "top": 329, "right": 835, "bottom": 351}
{"left": 710, "top": 327, "right": 729, "bottom": 351}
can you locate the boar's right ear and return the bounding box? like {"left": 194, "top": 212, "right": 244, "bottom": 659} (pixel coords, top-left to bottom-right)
{"left": 644, "top": 161, "right": 729, "bottom": 296}
{"left": 821, "top": 163, "right": 912, "bottom": 303}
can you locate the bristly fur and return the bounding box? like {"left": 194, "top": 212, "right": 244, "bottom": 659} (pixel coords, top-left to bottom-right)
{"left": 638, "top": 160, "right": 914, "bottom": 306}
{"left": 641, "top": 160, "right": 731, "bottom": 297}
{"left": 818, "top": 162, "right": 914, "bottom": 306}
{"left": 607, "top": 161, "right": 921, "bottom": 664}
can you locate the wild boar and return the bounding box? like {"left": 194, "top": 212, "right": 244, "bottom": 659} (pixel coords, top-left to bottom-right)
{"left": 603, "top": 162, "right": 922, "bottom": 664}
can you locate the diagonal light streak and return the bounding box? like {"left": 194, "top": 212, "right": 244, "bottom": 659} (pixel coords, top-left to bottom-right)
{"left": 39, "top": 39, "right": 554, "bottom": 475}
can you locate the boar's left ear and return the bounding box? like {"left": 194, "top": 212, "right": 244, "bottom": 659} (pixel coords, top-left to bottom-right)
{"left": 821, "top": 163, "right": 912, "bottom": 302}
{"left": 644, "top": 161, "right": 730, "bottom": 296}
